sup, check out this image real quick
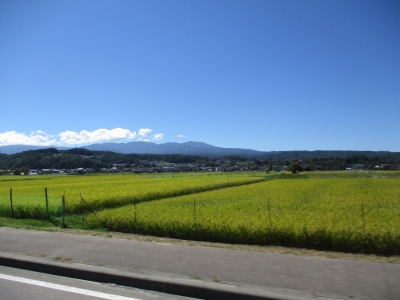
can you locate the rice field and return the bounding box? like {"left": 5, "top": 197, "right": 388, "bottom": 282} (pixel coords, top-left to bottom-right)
{"left": 1, "top": 172, "right": 399, "bottom": 254}
{"left": 0, "top": 173, "right": 264, "bottom": 217}
{"left": 85, "top": 177, "right": 400, "bottom": 254}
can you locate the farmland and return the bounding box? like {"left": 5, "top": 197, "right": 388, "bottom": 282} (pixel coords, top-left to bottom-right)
{"left": 85, "top": 176, "right": 400, "bottom": 254}
{"left": 0, "top": 173, "right": 264, "bottom": 217}
{"left": 0, "top": 171, "right": 399, "bottom": 254}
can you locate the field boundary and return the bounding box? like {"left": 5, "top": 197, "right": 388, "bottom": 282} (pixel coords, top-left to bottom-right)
{"left": 0, "top": 177, "right": 266, "bottom": 219}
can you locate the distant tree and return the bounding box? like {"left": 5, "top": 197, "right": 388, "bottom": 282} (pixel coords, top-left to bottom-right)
{"left": 288, "top": 161, "right": 303, "bottom": 174}
{"left": 13, "top": 167, "right": 29, "bottom": 175}
{"left": 251, "top": 165, "right": 259, "bottom": 171}
{"left": 253, "top": 159, "right": 262, "bottom": 166}
{"left": 265, "top": 165, "right": 271, "bottom": 174}
{"left": 204, "top": 158, "right": 217, "bottom": 167}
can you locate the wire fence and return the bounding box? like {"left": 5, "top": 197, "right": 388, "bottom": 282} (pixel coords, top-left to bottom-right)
{"left": 1, "top": 188, "right": 399, "bottom": 236}
{"left": 0, "top": 188, "right": 62, "bottom": 219}
{"left": 1, "top": 188, "right": 399, "bottom": 227}
{"left": 131, "top": 172, "right": 267, "bottom": 179}
{"left": 1, "top": 187, "right": 399, "bottom": 253}
{"left": 75, "top": 195, "right": 400, "bottom": 254}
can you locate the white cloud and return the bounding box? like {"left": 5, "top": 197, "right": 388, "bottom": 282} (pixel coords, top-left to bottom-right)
{"left": 177, "top": 134, "right": 184, "bottom": 138}
{"left": 137, "top": 128, "right": 152, "bottom": 141}
{"left": 0, "top": 131, "right": 57, "bottom": 146}
{"left": 138, "top": 128, "right": 152, "bottom": 137}
{"left": 153, "top": 133, "right": 164, "bottom": 140}
{"left": 59, "top": 128, "right": 137, "bottom": 145}
{"left": 0, "top": 127, "right": 164, "bottom": 146}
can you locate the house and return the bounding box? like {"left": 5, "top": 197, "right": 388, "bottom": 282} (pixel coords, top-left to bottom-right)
{"left": 162, "top": 166, "right": 176, "bottom": 172}
{"left": 132, "top": 167, "right": 150, "bottom": 173}
{"left": 29, "top": 169, "right": 39, "bottom": 175}
{"left": 108, "top": 167, "right": 119, "bottom": 173}
{"left": 378, "top": 164, "right": 391, "bottom": 170}
{"left": 353, "top": 165, "right": 365, "bottom": 170}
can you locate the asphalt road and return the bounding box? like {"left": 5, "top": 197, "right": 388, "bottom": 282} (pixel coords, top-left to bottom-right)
{"left": 0, "top": 227, "right": 399, "bottom": 300}
{"left": 0, "top": 265, "right": 197, "bottom": 300}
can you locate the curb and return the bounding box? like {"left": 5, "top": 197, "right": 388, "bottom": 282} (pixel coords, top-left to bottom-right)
{"left": 0, "top": 252, "right": 311, "bottom": 300}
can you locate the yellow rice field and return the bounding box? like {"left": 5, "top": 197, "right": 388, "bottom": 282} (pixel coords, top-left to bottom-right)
{"left": 86, "top": 178, "right": 400, "bottom": 254}
{"left": 0, "top": 173, "right": 264, "bottom": 216}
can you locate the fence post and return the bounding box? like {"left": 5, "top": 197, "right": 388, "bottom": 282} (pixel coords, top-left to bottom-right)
{"left": 61, "top": 193, "right": 66, "bottom": 228}
{"left": 267, "top": 198, "right": 272, "bottom": 230}
{"left": 361, "top": 199, "right": 365, "bottom": 233}
{"left": 10, "top": 188, "right": 14, "bottom": 218}
{"left": 193, "top": 198, "right": 197, "bottom": 238}
{"left": 133, "top": 198, "right": 137, "bottom": 231}
{"left": 45, "top": 187, "right": 49, "bottom": 218}
{"left": 80, "top": 193, "right": 84, "bottom": 229}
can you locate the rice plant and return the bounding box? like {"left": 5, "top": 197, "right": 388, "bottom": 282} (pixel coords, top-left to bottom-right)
{"left": 85, "top": 178, "right": 400, "bottom": 254}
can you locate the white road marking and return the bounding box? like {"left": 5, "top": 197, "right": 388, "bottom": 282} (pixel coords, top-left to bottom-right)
{"left": 0, "top": 273, "right": 141, "bottom": 300}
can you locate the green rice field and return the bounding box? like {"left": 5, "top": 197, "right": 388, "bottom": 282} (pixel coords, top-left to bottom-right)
{"left": 85, "top": 177, "right": 400, "bottom": 254}
{"left": 0, "top": 173, "right": 264, "bottom": 217}
{"left": 1, "top": 172, "right": 399, "bottom": 254}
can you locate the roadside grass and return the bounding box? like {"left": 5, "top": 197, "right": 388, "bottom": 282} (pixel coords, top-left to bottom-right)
{"left": 1, "top": 217, "right": 399, "bottom": 264}
{"left": 0, "top": 216, "right": 56, "bottom": 229}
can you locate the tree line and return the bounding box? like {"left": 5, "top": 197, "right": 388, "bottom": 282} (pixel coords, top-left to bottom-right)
{"left": 0, "top": 148, "right": 399, "bottom": 173}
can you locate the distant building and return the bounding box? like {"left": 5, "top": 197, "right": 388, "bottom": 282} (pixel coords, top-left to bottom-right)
{"left": 353, "top": 164, "right": 365, "bottom": 170}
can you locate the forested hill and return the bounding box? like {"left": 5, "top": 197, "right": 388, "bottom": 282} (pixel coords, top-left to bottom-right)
{"left": 0, "top": 148, "right": 206, "bottom": 170}
{"left": 0, "top": 147, "right": 399, "bottom": 170}
{"left": 2, "top": 141, "right": 399, "bottom": 160}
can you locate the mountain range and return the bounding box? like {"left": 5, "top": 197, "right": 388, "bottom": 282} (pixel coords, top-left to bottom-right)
{"left": 84, "top": 141, "right": 264, "bottom": 157}
{"left": 0, "top": 142, "right": 262, "bottom": 157}
{"left": 0, "top": 141, "right": 398, "bottom": 161}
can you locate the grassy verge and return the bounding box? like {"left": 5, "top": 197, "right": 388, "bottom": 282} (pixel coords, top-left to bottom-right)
{"left": 0, "top": 216, "right": 56, "bottom": 229}
{"left": 1, "top": 217, "right": 399, "bottom": 263}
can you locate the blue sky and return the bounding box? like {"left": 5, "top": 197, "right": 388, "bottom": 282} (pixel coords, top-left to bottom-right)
{"left": 1, "top": 0, "right": 399, "bottom": 151}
